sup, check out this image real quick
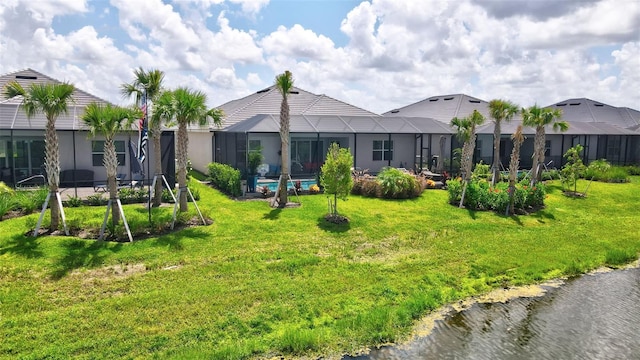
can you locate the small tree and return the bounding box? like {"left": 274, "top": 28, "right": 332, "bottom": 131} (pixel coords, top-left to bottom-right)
{"left": 561, "top": 144, "right": 586, "bottom": 195}
{"left": 320, "top": 143, "right": 353, "bottom": 220}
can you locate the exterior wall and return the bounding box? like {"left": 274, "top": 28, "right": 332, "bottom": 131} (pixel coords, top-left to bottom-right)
{"left": 187, "top": 131, "right": 212, "bottom": 173}
{"left": 353, "top": 134, "right": 415, "bottom": 173}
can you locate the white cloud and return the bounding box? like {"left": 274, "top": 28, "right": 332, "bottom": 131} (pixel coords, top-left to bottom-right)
{"left": 261, "top": 24, "right": 336, "bottom": 60}
{"left": 228, "top": 0, "right": 269, "bottom": 15}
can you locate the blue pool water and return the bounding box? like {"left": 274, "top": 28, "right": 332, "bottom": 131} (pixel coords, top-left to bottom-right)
{"left": 257, "top": 179, "right": 317, "bottom": 192}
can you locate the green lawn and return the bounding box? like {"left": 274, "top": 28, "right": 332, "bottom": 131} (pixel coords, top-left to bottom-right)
{"left": 1, "top": 177, "right": 639, "bottom": 359}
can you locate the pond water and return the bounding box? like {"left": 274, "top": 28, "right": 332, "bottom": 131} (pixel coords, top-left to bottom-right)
{"left": 345, "top": 267, "right": 640, "bottom": 360}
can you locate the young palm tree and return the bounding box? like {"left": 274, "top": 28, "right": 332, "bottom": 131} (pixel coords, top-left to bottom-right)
{"left": 522, "top": 105, "right": 568, "bottom": 185}
{"left": 155, "top": 87, "right": 223, "bottom": 212}
{"left": 3, "top": 81, "right": 75, "bottom": 231}
{"left": 82, "top": 103, "right": 139, "bottom": 225}
{"left": 120, "top": 68, "right": 165, "bottom": 207}
{"left": 488, "top": 99, "right": 519, "bottom": 186}
{"left": 274, "top": 70, "right": 294, "bottom": 207}
{"left": 507, "top": 124, "right": 525, "bottom": 215}
{"left": 451, "top": 110, "right": 485, "bottom": 208}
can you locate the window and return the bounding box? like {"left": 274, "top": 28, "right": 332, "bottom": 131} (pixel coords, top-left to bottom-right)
{"left": 249, "top": 140, "right": 261, "bottom": 151}
{"left": 607, "top": 137, "right": 621, "bottom": 159}
{"left": 92, "top": 140, "right": 126, "bottom": 167}
{"left": 373, "top": 140, "right": 393, "bottom": 161}
{"left": 545, "top": 140, "right": 551, "bottom": 157}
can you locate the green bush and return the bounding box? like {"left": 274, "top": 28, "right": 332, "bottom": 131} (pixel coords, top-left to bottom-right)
{"left": 86, "top": 193, "right": 106, "bottom": 206}
{"left": 447, "top": 178, "right": 546, "bottom": 212}
{"left": 64, "top": 195, "right": 83, "bottom": 207}
{"left": 583, "top": 159, "right": 629, "bottom": 183}
{"left": 15, "top": 187, "right": 48, "bottom": 214}
{"left": 0, "top": 193, "right": 17, "bottom": 219}
{"left": 376, "top": 167, "right": 421, "bottom": 199}
{"left": 541, "top": 169, "right": 560, "bottom": 180}
{"left": 471, "top": 161, "right": 491, "bottom": 181}
{"left": 207, "top": 162, "right": 242, "bottom": 197}
{"left": 623, "top": 165, "right": 640, "bottom": 175}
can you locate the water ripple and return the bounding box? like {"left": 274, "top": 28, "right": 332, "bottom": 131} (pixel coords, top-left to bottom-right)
{"left": 346, "top": 267, "right": 640, "bottom": 360}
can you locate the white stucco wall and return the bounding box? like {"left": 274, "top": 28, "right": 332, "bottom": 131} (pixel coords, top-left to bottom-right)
{"left": 187, "top": 131, "right": 212, "bottom": 173}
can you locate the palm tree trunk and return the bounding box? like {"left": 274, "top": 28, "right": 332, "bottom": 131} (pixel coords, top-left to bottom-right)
{"left": 151, "top": 122, "right": 163, "bottom": 207}
{"left": 278, "top": 96, "right": 290, "bottom": 207}
{"left": 45, "top": 120, "right": 60, "bottom": 230}
{"left": 459, "top": 132, "right": 476, "bottom": 208}
{"left": 536, "top": 127, "right": 546, "bottom": 182}
{"left": 491, "top": 120, "right": 501, "bottom": 186}
{"left": 104, "top": 137, "right": 121, "bottom": 225}
{"left": 531, "top": 126, "right": 544, "bottom": 186}
{"left": 507, "top": 134, "right": 523, "bottom": 215}
{"left": 177, "top": 123, "right": 188, "bottom": 212}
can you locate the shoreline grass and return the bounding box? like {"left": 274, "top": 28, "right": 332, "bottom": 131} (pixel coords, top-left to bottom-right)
{"left": 1, "top": 177, "right": 639, "bottom": 359}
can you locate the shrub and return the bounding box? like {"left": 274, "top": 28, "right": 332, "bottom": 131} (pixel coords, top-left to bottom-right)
{"left": 15, "top": 187, "right": 48, "bottom": 213}
{"left": 446, "top": 178, "right": 546, "bottom": 213}
{"left": 64, "top": 195, "right": 83, "bottom": 207}
{"left": 541, "top": 169, "right": 560, "bottom": 180}
{"left": 623, "top": 165, "right": 640, "bottom": 175}
{"left": 86, "top": 193, "right": 106, "bottom": 206}
{"left": 447, "top": 178, "right": 462, "bottom": 204}
{"left": 471, "top": 161, "right": 491, "bottom": 181}
{"left": 585, "top": 159, "right": 631, "bottom": 183}
{"left": 0, "top": 193, "right": 16, "bottom": 219}
{"left": 207, "top": 162, "right": 242, "bottom": 197}
{"left": 376, "top": 167, "right": 421, "bottom": 199}
{"left": 361, "top": 180, "right": 381, "bottom": 198}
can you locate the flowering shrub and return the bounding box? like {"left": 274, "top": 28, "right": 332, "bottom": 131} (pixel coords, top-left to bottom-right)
{"left": 447, "top": 178, "right": 546, "bottom": 213}
{"left": 309, "top": 184, "right": 321, "bottom": 194}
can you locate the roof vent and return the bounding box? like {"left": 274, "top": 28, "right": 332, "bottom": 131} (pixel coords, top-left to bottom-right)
{"left": 289, "top": 91, "right": 299, "bottom": 94}
{"left": 556, "top": 103, "right": 567, "bottom": 107}
{"left": 594, "top": 103, "right": 604, "bottom": 107}
{"left": 429, "top": 99, "right": 438, "bottom": 102}
{"left": 468, "top": 100, "right": 481, "bottom": 103}
{"left": 569, "top": 102, "right": 581, "bottom": 106}
{"left": 390, "top": 109, "right": 400, "bottom": 113}
{"left": 443, "top": 97, "right": 454, "bottom": 101}
{"left": 256, "top": 88, "right": 270, "bottom": 94}
{"left": 15, "top": 75, "right": 37, "bottom": 80}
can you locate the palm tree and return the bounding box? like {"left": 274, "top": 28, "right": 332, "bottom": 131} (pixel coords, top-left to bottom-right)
{"left": 506, "top": 124, "right": 525, "bottom": 215}
{"left": 120, "top": 68, "right": 165, "bottom": 207}
{"left": 155, "top": 87, "right": 223, "bottom": 212}
{"left": 488, "top": 99, "right": 519, "bottom": 186}
{"left": 522, "top": 105, "right": 568, "bottom": 185}
{"left": 451, "top": 110, "right": 485, "bottom": 208}
{"left": 274, "top": 70, "right": 294, "bottom": 207}
{"left": 82, "top": 103, "right": 139, "bottom": 225}
{"left": 3, "top": 81, "right": 75, "bottom": 231}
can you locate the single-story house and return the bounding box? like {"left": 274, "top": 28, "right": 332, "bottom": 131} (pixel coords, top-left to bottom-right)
{"left": 0, "top": 68, "right": 175, "bottom": 188}
{"left": 198, "top": 88, "right": 639, "bottom": 179}
{"left": 194, "top": 86, "right": 460, "bottom": 177}
{"left": 384, "top": 94, "right": 640, "bottom": 171}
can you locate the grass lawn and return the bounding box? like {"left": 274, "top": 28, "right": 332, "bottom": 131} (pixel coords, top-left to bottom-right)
{"left": 1, "top": 177, "right": 639, "bottom": 359}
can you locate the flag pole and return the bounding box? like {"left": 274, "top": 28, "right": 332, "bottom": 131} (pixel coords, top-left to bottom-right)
{"left": 145, "top": 89, "right": 152, "bottom": 224}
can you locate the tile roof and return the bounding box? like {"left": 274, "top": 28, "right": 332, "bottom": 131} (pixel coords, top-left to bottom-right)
{"left": 0, "top": 68, "right": 113, "bottom": 130}
{"left": 546, "top": 98, "right": 640, "bottom": 130}
{"left": 217, "top": 85, "right": 379, "bottom": 129}
{"left": 382, "top": 94, "right": 495, "bottom": 123}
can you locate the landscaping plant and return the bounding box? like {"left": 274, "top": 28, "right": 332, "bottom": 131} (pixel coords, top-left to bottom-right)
{"left": 561, "top": 144, "right": 586, "bottom": 195}
{"left": 320, "top": 143, "right": 354, "bottom": 220}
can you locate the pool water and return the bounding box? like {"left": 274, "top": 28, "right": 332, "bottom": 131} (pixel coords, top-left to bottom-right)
{"left": 257, "top": 179, "right": 317, "bottom": 192}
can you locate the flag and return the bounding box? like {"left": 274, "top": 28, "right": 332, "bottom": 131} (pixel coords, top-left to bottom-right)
{"left": 137, "top": 92, "right": 148, "bottom": 164}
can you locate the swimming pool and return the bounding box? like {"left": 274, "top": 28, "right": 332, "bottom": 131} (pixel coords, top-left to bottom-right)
{"left": 256, "top": 179, "right": 317, "bottom": 192}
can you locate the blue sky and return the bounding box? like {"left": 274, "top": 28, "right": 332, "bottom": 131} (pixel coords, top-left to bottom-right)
{"left": 1, "top": 0, "right": 638, "bottom": 114}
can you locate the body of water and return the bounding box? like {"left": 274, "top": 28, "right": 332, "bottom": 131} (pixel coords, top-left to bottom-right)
{"left": 346, "top": 267, "right": 640, "bottom": 360}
